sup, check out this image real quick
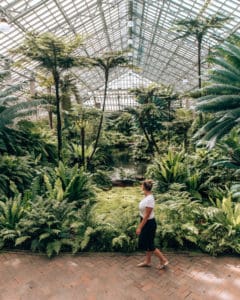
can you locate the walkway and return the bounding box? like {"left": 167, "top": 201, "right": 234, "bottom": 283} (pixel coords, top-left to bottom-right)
{"left": 0, "top": 252, "right": 239, "bottom": 300}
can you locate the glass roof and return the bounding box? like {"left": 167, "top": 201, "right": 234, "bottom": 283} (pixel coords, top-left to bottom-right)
{"left": 0, "top": 0, "right": 240, "bottom": 107}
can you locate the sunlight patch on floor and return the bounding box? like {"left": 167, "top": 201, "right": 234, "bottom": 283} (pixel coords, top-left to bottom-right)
{"left": 4, "top": 258, "right": 21, "bottom": 267}
{"left": 190, "top": 270, "right": 224, "bottom": 284}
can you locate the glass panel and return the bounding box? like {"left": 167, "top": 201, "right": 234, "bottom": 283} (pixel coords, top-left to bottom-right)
{"left": 0, "top": 0, "right": 239, "bottom": 108}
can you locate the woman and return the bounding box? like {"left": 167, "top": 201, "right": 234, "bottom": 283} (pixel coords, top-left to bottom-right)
{"left": 136, "top": 179, "right": 169, "bottom": 269}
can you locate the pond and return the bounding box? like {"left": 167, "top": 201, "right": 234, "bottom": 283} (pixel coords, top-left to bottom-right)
{"left": 110, "top": 148, "right": 147, "bottom": 181}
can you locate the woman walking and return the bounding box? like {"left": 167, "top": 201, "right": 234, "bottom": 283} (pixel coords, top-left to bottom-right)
{"left": 136, "top": 180, "right": 169, "bottom": 269}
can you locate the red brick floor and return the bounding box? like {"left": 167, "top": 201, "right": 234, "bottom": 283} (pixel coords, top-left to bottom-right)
{"left": 0, "top": 252, "right": 239, "bottom": 300}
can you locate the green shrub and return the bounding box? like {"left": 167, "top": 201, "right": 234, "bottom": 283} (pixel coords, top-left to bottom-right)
{"left": 0, "top": 155, "right": 36, "bottom": 197}
{"left": 91, "top": 170, "right": 112, "bottom": 190}
{"left": 199, "top": 196, "right": 240, "bottom": 255}
{"left": 147, "top": 149, "right": 187, "bottom": 192}
{"left": 43, "top": 162, "right": 95, "bottom": 207}
{"left": 0, "top": 194, "right": 26, "bottom": 249}
{"left": 155, "top": 193, "right": 202, "bottom": 249}
{"left": 14, "top": 197, "right": 85, "bottom": 257}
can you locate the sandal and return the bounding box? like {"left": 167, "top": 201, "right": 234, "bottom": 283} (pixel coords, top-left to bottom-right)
{"left": 137, "top": 262, "right": 151, "bottom": 267}
{"left": 157, "top": 261, "right": 169, "bottom": 270}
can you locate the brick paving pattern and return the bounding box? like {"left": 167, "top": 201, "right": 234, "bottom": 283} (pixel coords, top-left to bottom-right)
{"left": 0, "top": 252, "right": 239, "bottom": 300}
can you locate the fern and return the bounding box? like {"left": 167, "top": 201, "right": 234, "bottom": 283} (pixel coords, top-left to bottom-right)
{"left": 15, "top": 236, "right": 31, "bottom": 246}
{"left": 80, "top": 227, "right": 94, "bottom": 250}
{"left": 112, "top": 234, "right": 132, "bottom": 251}
{"left": 46, "top": 240, "right": 62, "bottom": 258}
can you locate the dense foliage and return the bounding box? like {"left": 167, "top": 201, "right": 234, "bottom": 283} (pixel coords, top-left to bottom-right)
{"left": 1, "top": 32, "right": 240, "bottom": 257}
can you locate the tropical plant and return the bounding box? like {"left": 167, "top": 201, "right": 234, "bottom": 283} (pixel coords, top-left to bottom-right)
{"left": 213, "top": 129, "right": 240, "bottom": 169}
{"left": 173, "top": 14, "right": 229, "bottom": 88}
{"left": 16, "top": 120, "right": 57, "bottom": 163}
{"left": 0, "top": 56, "right": 45, "bottom": 143}
{"left": 156, "top": 195, "right": 202, "bottom": 249}
{"left": 230, "top": 184, "right": 240, "bottom": 202}
{"left": 14, "top": 33, "right": 86, "bottom": 160}
{"left": 15, "top": 197, "right": 85, "bottom": 257}
{"left": 0, "top": 194, "right": 25, "bottom": 230}
{"left": 92, "top": 187, "right": 140, "bottom": 252}
{"left": 111, "top": 209, "right": 139, "bottom": 252}
{"left": 0, "top": 155, "right": 36, "bottom": 197}
{"left": 33, "top": 93, "right": 56, "bottom": 130}
{"left": 169, "top": 109, "right": 194, "bottom": 150}
{"left": 36, "top": 72, "right": 55, "bottom": 129}
{"left": 186, "top": 148, "right": 235, "bottom": 201}
{"left": 132, "top": 135, "right": 151, "bottom": 162}
{"left": 60, "top": 74, "right": 82, "bottom": 112}
{"left": 63, "top": 105, "right": 103, "bottom": 170}
{"left": 191, "top": 35, "right": 240, "bottom": 147}
{"left": 91, "top": 170, "right": 112, "bottom": 190}
{"left": 147, "top": 148, "right": 187, "bottom": 192}
{"left": 106, "top": 111, "right": 135, "bottom": 136}
{"left": 43, "top": 161, "right": 95, "bottom": 207}
{"left": 86, "top": 51, "right": 131, "bottom": 162}
{"left": 66, "top": 141, "right": 109, "bottom": 172}
{"left": 200, "top": 195, "right": 240, "bottom": 254}
{"left": 0, "top": 194, "right": 26, "bottom": 249}
{"left": 130, "top": 84, "right": 178, "bottom": 151}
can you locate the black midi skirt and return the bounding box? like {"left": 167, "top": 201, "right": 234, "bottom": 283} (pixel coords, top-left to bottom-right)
{"left": 138, "top": 218, "right": 157, "bottom": 251}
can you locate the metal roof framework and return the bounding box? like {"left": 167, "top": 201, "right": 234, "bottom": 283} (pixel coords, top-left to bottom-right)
{"left": 0, "top": 0, "right": 240, "bottom": 109}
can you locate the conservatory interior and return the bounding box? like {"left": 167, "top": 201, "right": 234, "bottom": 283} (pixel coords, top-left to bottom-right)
{"left": 0, "top": 0, "right": 240, "bottom": 299}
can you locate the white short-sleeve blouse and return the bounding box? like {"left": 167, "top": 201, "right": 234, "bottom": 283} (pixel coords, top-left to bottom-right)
{"left": 139, "top": 194, "right": 155, "bottom": 219}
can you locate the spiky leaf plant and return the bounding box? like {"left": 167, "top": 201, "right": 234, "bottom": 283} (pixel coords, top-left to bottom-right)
{"left": 200, "top": 195, "right": 240, "bottom": 254}
{"left": 146, "top": 148, "right": 187, "bottom": 192}
{"left": 43, "top": 161, "right": 95, "bottom": 207}
{"left": 192, "top": 35, "right": 240, "bottom": 147}
{"left": 0, "top": 194, "right": 26, "bottom": 248}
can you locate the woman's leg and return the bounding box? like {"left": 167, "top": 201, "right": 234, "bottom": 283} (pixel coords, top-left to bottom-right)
{"left": 153, "top": 248, "right": 168, "bottom": 263}
{"left": 137, "top": 251, "right": 152, "bottom": 266}
{"left": 146, "top": 251, "right": 152, "bottom": 264}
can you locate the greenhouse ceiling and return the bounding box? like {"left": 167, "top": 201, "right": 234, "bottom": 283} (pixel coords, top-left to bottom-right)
{"left": 0, "top": 0, "right": 240, "bottom": 97}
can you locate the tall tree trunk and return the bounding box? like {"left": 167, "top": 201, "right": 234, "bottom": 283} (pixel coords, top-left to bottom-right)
{"left": 197, "top": 37, "right": 202, "bottom": 89}
{"left": 167, "top": 99, "right": 171, "bottom": 145}
{"left": 81, "top": 126, "right": 85, "bottom": 169}
{"left": 89, "top": 70, "right": 109, "bottom": 161}
{"left": 197, "top": 37, "right": 203, "bottom": 126}
{"left": 139, "top": 117, "right": 153, "bottom": 153}
{"left": 47, "top": 87, "right": 53, "bottom": 129}
{"left": 184, "top": 132, "right": 188, "bottom": 151}
{"left": 149, "top": 131, "right": 160, "bottom": 154}
{"left": 48, "top": 110, "right": 53, "bottom": 129}
{"left": 53, "top": 71, "right": 62, "bottom": 161}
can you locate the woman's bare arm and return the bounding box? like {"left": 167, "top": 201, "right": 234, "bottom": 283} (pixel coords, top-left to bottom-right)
{"left": 136, "top": 207, "right": 153, "bottom": 235}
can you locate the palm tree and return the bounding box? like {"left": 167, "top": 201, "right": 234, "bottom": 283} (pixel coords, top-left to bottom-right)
{"left": 86, "top": 51, "right": 131, "bottom": 162}
{"left": 173, "top": 15, "right": 229, "bottom": 88}
{"left": 14, "top": 32, "right": 86, "bottom": 160}
{"left": 191, "top": 35, "right": 240, "bottom": 148}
